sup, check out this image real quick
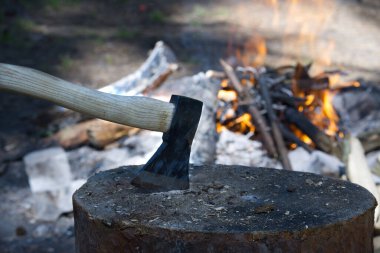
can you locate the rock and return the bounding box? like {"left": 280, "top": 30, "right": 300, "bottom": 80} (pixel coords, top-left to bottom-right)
{"left": 24, "top": 147, "right": 72, "bottom": 192}
{"left": 288, "top": 147, "right": 343, "bottom": 177}
{"left": 23, "top": 147, "right": 73, "bottom": 221}
{"left": 374, "top": 236, "right": 380, "bottom": 253}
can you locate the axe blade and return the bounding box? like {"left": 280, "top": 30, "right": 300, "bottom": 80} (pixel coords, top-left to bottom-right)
{"left": 131, "top": 95, "right": 203, "bottom": 191}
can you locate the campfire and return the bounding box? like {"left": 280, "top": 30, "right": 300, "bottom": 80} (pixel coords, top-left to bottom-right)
{"left": 214, "top": 0, "right": 366, "bottom": 171}
{"left": 215, "top": 60, "right": 360, "bottom": 170}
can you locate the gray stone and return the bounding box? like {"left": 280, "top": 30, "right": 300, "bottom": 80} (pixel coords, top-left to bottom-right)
{"left": 23, "top": 147, "right": 73, "bottom": 221}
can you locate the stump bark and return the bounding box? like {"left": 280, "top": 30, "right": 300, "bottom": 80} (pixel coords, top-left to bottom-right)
{"left": 73, "top": 165, "right": 376, "bottom": 253}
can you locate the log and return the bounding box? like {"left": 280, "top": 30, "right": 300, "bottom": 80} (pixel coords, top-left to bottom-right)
{"left": 279, "top": 123, "right": 313, "bottom": 153}
{"left": 284, "top": 107, "right": 340, "bottom": 156}
{"left": 52, "top": 119, "right": 138, "bottom": 149}
{"left": 87, "top": 121, "right": 140, "bottom": 149}
{"left": 141, "top": 63, "right": 179, "bottom": 95}
{"left": 358, "top": 128, "right": 380, "bottom": 153}
{"left": 74, "top": 165, "right": 376, "bottom": 253}
{"left": 99, "top": 41, "right": 177, "bottom": 96}
{"left": 270, "top": 91, "right": 304, "bottom": 108}
{"left": 346, "top": 136, "right": 380, "bottom": 226}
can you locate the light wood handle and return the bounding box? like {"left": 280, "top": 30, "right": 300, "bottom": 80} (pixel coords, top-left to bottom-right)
{"left": 0, "top": 63, "right": 174, "bottom": 132}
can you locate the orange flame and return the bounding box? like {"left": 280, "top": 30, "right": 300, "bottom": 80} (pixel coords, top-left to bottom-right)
{"left": 217, "top": 90, "right": 238, "bottom": 102}
{"left": 236, "top": 36, "right": 267, "bottom": 67}
{"left": 219, "top": 0, "right": 357, "bottom": 148}
{"left": 217, "top": 87, "right": 255, "bottom": 135}
{"left": 321, "top": 90, "right": 339, "bottom": 136}
{"left": 226, "top": 113, "right": 255, "bottom": 133}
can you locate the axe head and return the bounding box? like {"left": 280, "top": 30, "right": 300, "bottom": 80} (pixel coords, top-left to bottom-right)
{"left": 131, "top": 95, "right": 203, "bottom": 192}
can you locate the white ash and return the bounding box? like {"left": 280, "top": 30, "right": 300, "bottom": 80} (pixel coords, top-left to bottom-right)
{"left": 154, "top": 72, "right": 220, "bottom": 164}
{"left": 23, "top": 147, "right": 83, "bottom": 221}
{"left": 216, "top": 129, "right": 280, "bottom": 168}
{"left": 24, "top": 147, "right": 72, "bottom": 192}
{"left": 366, "top": 150, "right": 380, "bottom": 184}
{"left": 68, "top": 131, "right": 162, "bottom": 179}
{"left": 99, "top": 41, "right": 176, "bottom": 96}
{"left": 333, "top": 86, "right": 380, "bottom": 135}
{"left": 288, "top": 147, "right": 344, "bottom": 177}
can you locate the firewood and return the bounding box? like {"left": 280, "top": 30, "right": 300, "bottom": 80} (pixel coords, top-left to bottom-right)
{"left": 270, "top": 91, "right": 305, "bottom": 108}
{"left": 99, "top": 41, "right": 177, "bottom": 96}
{"left": 220, "top": 59, "right": 277, "bottom": 158}
{"left": 258, "top": 78, "right": 292, "bottom": 170}
{"left": 52, "top": 119, "right": 139, "bottom": 149}
{"left": 142, "top": 63, "right": 179, "bottom": 95}
{"left": 358, "top": 127, "right": 380, "bottom": 153}
{"left": 345, "top": 136, "right": 380, "bottom": 227}
{"left": 87, "top": 121, "right": 140, "bottom": 149}
{"left": 219, "top": 59, "right": 244, "bottom": 93}
{"left": 245, "top": 104, "right": 278, "bottom": 158}
{"left": 284, "top": 107, "right": 341, "bottom": 157}
{"left": 279, "top": 123, "right": 313, "bottom": 153}
{"left": 292, "top": 63, "right": 329, "bottom": 92}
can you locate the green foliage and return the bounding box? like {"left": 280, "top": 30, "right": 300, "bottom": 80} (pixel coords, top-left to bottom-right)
{"left": 189, "top": 4, "right": 207, "bottom": 27}
{"left": 116, "top": 28, "right": 138, "bottom": 40}
{"left": 41, "top": 0, "right": 80, "bottom": 10}
{"left": 59, "top": 55, "right": 74, "bottom": 70}
{"left": 16, "top": 18, "right": 36, "bottom": 31}
{"left": 192, "top": 4, "right": 207, "bottom": 19}
{"left": 0, "top": 18, "right": 36, "bottom": 45}
{"left": 149, "top": 10, "right": 165, "bottom": 23}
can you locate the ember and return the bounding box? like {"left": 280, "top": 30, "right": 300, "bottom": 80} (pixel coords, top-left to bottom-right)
{"left": 216, "top": 60, "right": 362, "bottom": 168}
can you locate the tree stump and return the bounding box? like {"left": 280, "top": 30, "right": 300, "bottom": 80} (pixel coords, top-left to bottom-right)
{"left": 73, "top": 165, "right": 376, "bottom": 253}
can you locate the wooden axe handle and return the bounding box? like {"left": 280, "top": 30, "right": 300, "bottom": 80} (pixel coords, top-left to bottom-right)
{"left": 0, "top": 63, "right": 174, "bottom": 132}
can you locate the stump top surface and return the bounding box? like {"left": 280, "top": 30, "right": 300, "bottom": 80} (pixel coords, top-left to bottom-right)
{"left": 74, "top": 165, "right": 376, "bottom": 234}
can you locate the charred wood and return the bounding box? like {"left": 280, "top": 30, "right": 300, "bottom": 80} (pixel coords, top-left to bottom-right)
{"left": 220, "top": 59, "right": 277, "bottom": 158}
{"left": 279, "top": 123, "right": 313, "bottom": 153}
{"left": 270, "top": 92, "right": 304, "bottom": 108}
{"left": 258, "top": 78, "right": 292, "bottom": 170}
{"left": 283, "top": 107, "right": 340, "bottom": 156}
{"left": 358, "top": 128, "right": 380, "bottom": 153}
{"left": 244, "top": 104, "right": 278, "bottom": 158}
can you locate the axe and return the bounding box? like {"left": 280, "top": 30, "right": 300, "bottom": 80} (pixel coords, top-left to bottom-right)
{"left": 0, "top": 63, "right": 203, "bottom": 191}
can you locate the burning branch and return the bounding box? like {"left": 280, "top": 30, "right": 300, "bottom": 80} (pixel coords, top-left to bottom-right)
{"left": 257, "top": 77, "right": 292, "bottom": 170}
{"left": 220, "top": 59, "right": 278, "bottom": 158}
{"left": 216, "top": 60, "right": 359, "bottom": 168}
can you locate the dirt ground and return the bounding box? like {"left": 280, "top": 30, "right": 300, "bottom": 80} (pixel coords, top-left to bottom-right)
{"left": 1, "top": 0, "right": 380, "bottom": 252}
